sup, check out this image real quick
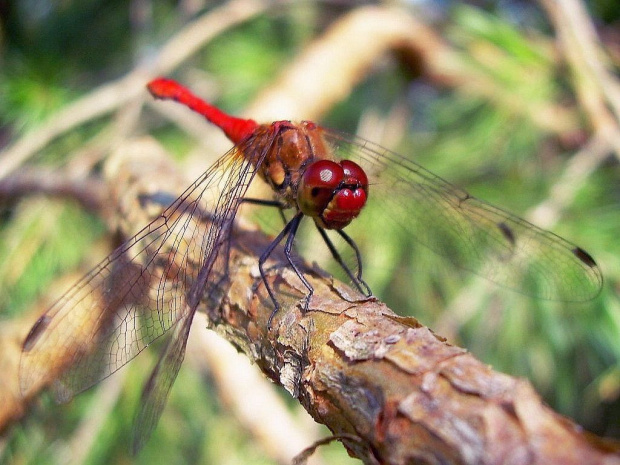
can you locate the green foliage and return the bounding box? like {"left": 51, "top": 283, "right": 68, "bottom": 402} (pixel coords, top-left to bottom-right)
{"left": 203, "top": 14, "right": 313, "bottom": 109}
{"left": 0, "top": 201, "right": 104, "bottom": 317}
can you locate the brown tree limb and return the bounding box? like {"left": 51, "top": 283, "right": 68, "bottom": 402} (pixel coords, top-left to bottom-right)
{"left": 218, "top": 241, "right": 620, "bottom": 464}
{"left": 128, "top": 143, "right": 620, "bottom": 464}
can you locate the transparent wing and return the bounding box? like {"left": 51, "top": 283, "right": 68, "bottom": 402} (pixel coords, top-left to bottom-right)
{"left": 131, "top": 311, "right": 194, "bottom": 454}
{"left": 322, "top": 129, "right": 602, "bottom": 302}
{"left": 20, "top": 141, "right": 261, "bottom": 401}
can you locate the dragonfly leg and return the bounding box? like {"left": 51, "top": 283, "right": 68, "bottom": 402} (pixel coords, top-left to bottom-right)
{"left": 315, "top": 226, "right": 372, "bottom": 297}
{"left": 258, "top": 212, "right": 313, "bottom": 328}
{"left": 241, "top": 196, "right": 289, "bottom": 225}
{"left": 241, "top": 197, "right": 285, "bottom": 209}
{"left": 335, "top": 229, "right": 372, "bottom": 296}
{"left": 211, "top": 198, "right": 285, "bottom": 310}
{"left": 282, "top": 213, "right": 314, "bottom": 309}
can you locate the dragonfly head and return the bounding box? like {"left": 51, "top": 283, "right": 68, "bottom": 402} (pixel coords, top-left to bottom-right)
{"left": 297, "top": 159, "right": 368, "bottom": 230}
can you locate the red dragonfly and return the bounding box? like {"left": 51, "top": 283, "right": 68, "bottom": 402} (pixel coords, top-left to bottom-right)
{"left": 20, "top": 78, "right": 603, "bottom": 452}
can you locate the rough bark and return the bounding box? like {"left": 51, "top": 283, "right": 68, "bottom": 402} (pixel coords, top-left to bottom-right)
{"left": 215, "top": 209, "right": 620, "bottom": 465}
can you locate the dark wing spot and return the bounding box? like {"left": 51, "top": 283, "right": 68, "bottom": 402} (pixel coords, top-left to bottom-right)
{"left": 497, "top": 222, "right": 516, "bottom": 246}
{"left": 311, "top": 187, "right": 320, "bottom": 197}
{"left": 22, "top": 314, "right": 52, "bottom": 351}
{"left": 572, "top": 247, "right": 597, "bottom": 268}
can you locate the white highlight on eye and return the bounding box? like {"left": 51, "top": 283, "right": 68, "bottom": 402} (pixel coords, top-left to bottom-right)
{"left": 320, "top": 169, "right": 333, "bottom": 182}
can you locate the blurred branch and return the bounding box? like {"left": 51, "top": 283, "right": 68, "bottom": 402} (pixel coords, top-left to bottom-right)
{"left": 539, "top": 0, "right": 620, "bottom": 158}
{"left": 0, "top": 168, "right": 106, "bottom": 212}
{"left": 248, "top": 5, "right": 580, "bottom": 136}
{"left": 0, "top": 0, "right": 270, "bottom": 180}
{"left": 1, "top": 1, "right": 590, "bottom": 184}
{"left": 67, "top": 369, "right": 126, "bottom": 464}
{"left": 528, "top": 129, "right": 612, "bottom": 228}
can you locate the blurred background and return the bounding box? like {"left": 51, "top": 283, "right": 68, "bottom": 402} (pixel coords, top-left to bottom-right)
{"left": 1, "top": 0, "right": 619, "bottom": 464}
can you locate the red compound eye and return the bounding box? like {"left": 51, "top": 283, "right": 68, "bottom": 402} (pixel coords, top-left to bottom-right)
{"left": 298, "top": 160, "right": 343, "bottom": 218}
{"left": 298, "top": 159, "right": 369, "bottom": 229}
{"left": 342, "top": 160, "right": 368, "bottom": 189}
{"left": 322, "top": 187, "right": 367, "bottom": 229}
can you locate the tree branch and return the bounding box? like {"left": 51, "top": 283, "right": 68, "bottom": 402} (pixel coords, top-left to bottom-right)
{"left": 207, "top": 198, "right": 620, "bottom": 465}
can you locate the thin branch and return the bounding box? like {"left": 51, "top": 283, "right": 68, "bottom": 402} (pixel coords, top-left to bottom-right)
{"left": 248, "top": 5, "right": 579, "bottom": 134}
{"left": 67, "top": 370, "right": 126, "bottom": 464}
{"left": 527, "top": 129, "right": 613, "bottom": 228}
{"left": 539, "top": 0, "right": 620, "bottom": 158}
{"left": 0, "top": 0, "right": 271, "bottom": 180}
{"left": 0, "top": 168, "right": 106, "bottom": 212}
{"left": 541, "top": 0, "right": 620, "bottom": 122}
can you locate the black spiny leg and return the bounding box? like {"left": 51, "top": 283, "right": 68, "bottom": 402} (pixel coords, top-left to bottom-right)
{"left": 315, "top": 226, "right": 372, "bottom": 297}
{"left": 283, "top": 212, "right": 314, "bottom": 308}
{"left": 258, "top": 212, "right": 313, "bottom": 328}
{"left": 242, "top": 197, "right": 289, "bottom": 225}
{"left": 241, "top": 198, "right": 285, "bottom": 209}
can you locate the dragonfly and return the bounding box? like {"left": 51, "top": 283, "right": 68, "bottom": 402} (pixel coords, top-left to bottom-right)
{"left": 20, "top": 78, "right": 603, "bottom": 453}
